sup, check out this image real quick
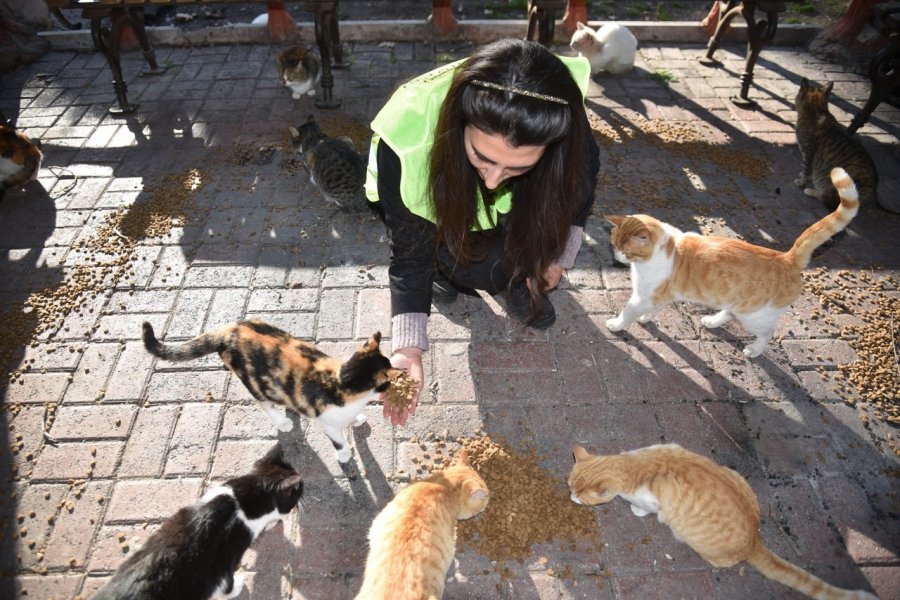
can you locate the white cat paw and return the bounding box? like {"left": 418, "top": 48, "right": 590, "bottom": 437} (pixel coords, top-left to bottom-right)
{"left": 353, "top": 413, "right": 367, "bottom": 427}
{"left": 306, "top": 89, "right": 315, "bottom": 96}
{"left": 803, "top": 187, "right": 819, "bottom": 198}
{"left": 637, "top": 313, "right": 654, "bottom": 324}
{"left": 225, "top": 574, "right": 244, "bottom": 599}
{"left": 742, "top": 344, "right": 765, "bottom": 358}
{"left": 276, "top": 418, "right": 294, "bottom": 433}
{"left": 291, "top": 92, "right": 301, "bottom": 100}
{"left": 630, "top": 505, "right": 650, "bottom": 517}
{"left": 335, "top": 447, "right": 352, "bottom": 463}
{"left": 606, "top": 317, "right": 626, "bottom": 332}
{"left": 793, "top": 177, "right": 807, "bottom": 187}
{"left": 701, "top": 315, "right": 723, "bottom": 329}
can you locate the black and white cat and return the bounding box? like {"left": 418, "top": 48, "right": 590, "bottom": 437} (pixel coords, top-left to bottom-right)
{"left": 93, "top": 445, "right": 303, "bottom": 600}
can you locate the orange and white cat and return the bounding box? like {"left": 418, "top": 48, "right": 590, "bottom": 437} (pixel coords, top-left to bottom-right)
{"left": 605, "top": 167, "right": 859, "bottom": 357}
{"left": 568, "top": 444, "right": 878, "bottom": 600}
{"left": 355, "top": 449, "right": 489, "bottom": 600}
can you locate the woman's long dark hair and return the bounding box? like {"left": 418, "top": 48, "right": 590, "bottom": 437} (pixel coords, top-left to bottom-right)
{"left": 428, "top": 39, "right": 589, "bottom": 311}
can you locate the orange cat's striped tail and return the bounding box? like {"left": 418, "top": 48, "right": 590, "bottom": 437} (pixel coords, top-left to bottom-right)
{"left": 748, "top": 544, "right": 878, "bottom": 599}
{"left": 788, "top": 167, "right": 859, "bottom": 270}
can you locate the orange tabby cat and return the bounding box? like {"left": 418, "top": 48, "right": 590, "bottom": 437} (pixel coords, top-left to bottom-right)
{"left": 606, "top": 167, "right": 858, "bottom": 357}
{"left": 355, "top": 449, "right": 489, "bottom": 600}
{"left": 568, "top": 444, "right": 878, "bottom": 600}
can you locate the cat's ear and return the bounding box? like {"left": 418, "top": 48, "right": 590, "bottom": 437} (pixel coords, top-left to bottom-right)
{"left": 455, "top": 447, "right": 470, "bottom": 466}
{"left": 799, "top": 77, "right": 809, "bottom": 90}
{"left": 469, "top": 487, "right": 488, "bottom": 501}
{"left": 306, "top": 114, "right": 315, "bottom": 124}
{"left": 576, "top": 21, "right": 586, "bottom": 30}
{"left": 823, "top": 81, "right": 834, "bottom": 97}
{"left": 279, "top": 473, "right": 304, "bottom": 494}
{"left": 261, "top": 443, "right": 285, "bottom": 466}
{"left": 288, "top": 126, "right": 299, "bottom": 138}
{"left": 606, "top": 215, "right": 624, "bottom": 227}
{"left": 362, "top": 331, "right": 382, "bottom": 353}
{"left": 573, "top": 446, "right": 592, "bottom": 462}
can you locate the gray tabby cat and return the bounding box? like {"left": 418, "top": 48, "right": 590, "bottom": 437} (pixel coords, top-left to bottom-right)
{"left": 289, "top": 115, "right": 368, "bottom": 212}
{"left": 276, "top": 46, "right": 321, "bottom": 99}
{"left": 794, "top": 78, "right": 878, "bottom": 211}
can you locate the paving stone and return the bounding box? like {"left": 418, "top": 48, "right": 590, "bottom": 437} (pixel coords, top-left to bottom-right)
{"left": 118, "top": 406, "right": 178, "bottom": 478}
{"left": 30, "top": 441, "right": 123, "bottom": 481}
{"left": 163, "top": 403, "right": 223, "bottom": 476}
{"left": 48, "top": 405, "right": 135, "bottom": 440}
{"left": 105, "top": 478, "right": 203, "bottom": 523}
{"left": 42, "top": 481, "right": 112, "bottom": 568}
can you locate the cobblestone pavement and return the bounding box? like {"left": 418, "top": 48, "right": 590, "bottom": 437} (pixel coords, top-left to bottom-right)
{"left": 0, "top": 34, "right": 898, "bottom": 600}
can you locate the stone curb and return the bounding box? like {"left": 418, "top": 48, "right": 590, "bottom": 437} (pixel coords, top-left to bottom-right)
{"left": 40, "top": 19, "right": 820, "bottom": 50}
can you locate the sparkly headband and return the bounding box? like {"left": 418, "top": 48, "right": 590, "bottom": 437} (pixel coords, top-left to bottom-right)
{"left": 470, "top": 79, "right": 568, "bottom": 105}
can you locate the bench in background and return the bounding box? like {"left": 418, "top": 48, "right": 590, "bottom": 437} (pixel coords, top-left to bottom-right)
{"left": 45, "top": 0, "right": 344, "bottom": 114}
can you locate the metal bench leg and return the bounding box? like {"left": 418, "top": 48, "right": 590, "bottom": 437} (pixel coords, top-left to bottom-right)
{"left": 732, "top": 3, "right": 780, "bottom": 107}
{"left": 699, "top": 1, "right": 743, "bottom": 66}
{"left": 313, "top": 5, "right": 341, "bottom": 109}
{"left": 848, "top": 40, "right": 900, "bottom": 134}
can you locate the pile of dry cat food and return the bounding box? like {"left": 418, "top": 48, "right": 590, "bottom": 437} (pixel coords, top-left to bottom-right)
{"left": 414, "top": 432, "right": 602, "bottom": 578}
{"left": 384, "top": 371, "right": 418, "bottom": 410}
{"left": 1, "top": 169, "right": 206, "bottom": 384}
{"left": 590, "top": 113, "right": 770, "bottom": 214}
{"left": 805, "top": 267, "right": 900, "bottom": 438}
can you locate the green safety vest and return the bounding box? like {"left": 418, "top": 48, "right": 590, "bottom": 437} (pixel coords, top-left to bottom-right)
{"left": 365, "top": 55, "right": 591, "bottom": 230}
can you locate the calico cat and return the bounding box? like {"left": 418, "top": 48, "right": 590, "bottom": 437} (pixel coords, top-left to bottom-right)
{"left": 94, "top": 444, "right": 304, "bottom": 600}
{"left": 605, "top": 167, "right": 859, "bottom": 358}
{"left": 355, "top": 448, "right": 490, "bottom": 600}
{"left": 0, "top": 124, "right": 42, "bottom": 200}
{"left": 569, "top": 22, "right": 638, "bottom": 75}
{"left": 276, "top": 46, "right": 321, "bottom": 99}
{"left": 289, "top": 115, "right": 369, "bottom": 212}
{"left": 142, "top": 320, "right": 400, "bottom": 463}
{"left": 568, "top": 445, "right": 878, "bottom": 600}
{"left": 795, "top": 78, "right": 878, "bottom": 211}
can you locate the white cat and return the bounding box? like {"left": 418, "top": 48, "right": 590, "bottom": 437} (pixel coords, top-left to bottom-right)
{"left": 569, "top": 22, "right": 638, "bottom": 75}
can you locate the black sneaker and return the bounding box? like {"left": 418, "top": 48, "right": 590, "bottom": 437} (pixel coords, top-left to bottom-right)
{"left": 432, "top": 271, "right": 459, "bottom": 304}
{"left": 507, "top": 278, "right": 556, "bottom": 329}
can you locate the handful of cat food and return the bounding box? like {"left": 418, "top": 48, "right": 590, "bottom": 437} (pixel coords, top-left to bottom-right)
{"left": 385, "top": 371, "right": 417, "bottom": 409}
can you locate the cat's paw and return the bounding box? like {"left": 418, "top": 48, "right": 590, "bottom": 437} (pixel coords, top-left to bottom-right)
{"left": 224, "top": 574, "right": 244, "bottom": 599}
{"left": 637, "top": 313, "right": 654, "bottom": 324}
{"left": 276, "top": 418, "right": 294, "bottom": 433}
{"left": 793, "top": 176, "right": 807, "bottom": 187}
{"left": 606, "top": 317, "right": 626, "bottom": 332}
{"left": 742, "top": 343, "right": 765, "bottom": 358}
{"left": 630, "top": 505, "right": 650, "bottom": 517}
{"left": 291, "top": 92, "right": 302, "bottom": 100}
{"left": 353, "top": 413, "right": 367, "bottom": 427}
{"left": 335, "top": 447, "right": 352, "bottom": 463}
{"left": 803, "top": 187, "right": 819, "bottom": 199}
{"left": 306, "top": 89, "right": 315, "bottom": 96}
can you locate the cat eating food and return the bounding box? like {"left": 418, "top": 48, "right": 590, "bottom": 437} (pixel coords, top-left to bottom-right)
{"left": 276, "top": 45, "right": 321, "bottom": 99}
{"left": 568, "top": 444, "right": 878, "bottom": 600}
{"left": 569, "top": 21, "right": 637, "bottom": 75}
{"left": 290, "top": 115, "right": 369, "bottom": 212}
{"left": 605, "top": 167, "right": 859, "bottom": 358}
{"left": 142, "top": 320, "right": 400, "bottom": 464}
{"left": 0, "top": 124, "right": 42, "bottom": 200}
{"left": 94, "top": 444, "right": 304, "bottom": 600}
{"left": 795, "top": 78, "right": 879, "bottom": 211}
{"left": 354, "top": 448, "right": 489, "bottom": 600}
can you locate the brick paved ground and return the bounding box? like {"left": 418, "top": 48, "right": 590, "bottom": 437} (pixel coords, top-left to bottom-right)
{"left": 1, "top": 31, "right": 898, "bottom": 600}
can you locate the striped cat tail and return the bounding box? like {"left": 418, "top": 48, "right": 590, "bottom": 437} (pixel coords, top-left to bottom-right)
{"left": 747, "top": 544, "right": 877, "bottom": 599}
{"left": 142, "top": 321, "right": 229, "bottom": 361}
{"left": 788, "top": 167, "right": 859, "bottom": 270}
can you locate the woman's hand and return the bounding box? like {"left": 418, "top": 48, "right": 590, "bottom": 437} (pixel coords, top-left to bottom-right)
{"left": 383, "top": 347, "right": 424, "bottom": 426}
{"left": 528, "top": 263, "right": 565, "bottom": 293}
